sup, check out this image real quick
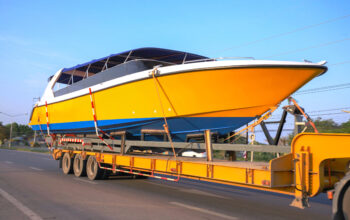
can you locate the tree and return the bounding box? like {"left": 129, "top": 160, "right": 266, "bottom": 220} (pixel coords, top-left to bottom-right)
{"left": 338, "top": 120, "right": 350, "bottom": 133}
{"left": 286, "top": 118, "right": 350, "bottom": 144}
{"left": 303, "top": 117, "right": 350, "bottom": 133}
{"left": 4, "top": 122, "right": 33, "bottom": 138}
{"left": 0, "top": 122, "right": 6, "bottom": 142}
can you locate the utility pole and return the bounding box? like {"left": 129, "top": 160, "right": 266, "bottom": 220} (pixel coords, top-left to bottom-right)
{"left": 32, "top": 130, "right": 37, "bottom": 147}
{"left": 8, "top": 122, "right": 13, "bottom": 148}
{"left": 0, "top": 112, "right": 28, "bottom": 148}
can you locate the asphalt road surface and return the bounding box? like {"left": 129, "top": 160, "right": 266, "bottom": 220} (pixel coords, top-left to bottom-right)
{"left": 0, "top": 149, "right": 332, "bottom": 220}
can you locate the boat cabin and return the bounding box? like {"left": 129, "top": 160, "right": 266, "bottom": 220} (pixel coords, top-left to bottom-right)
{"left": 51, "top": 47, "right": 208, "bottom": 97}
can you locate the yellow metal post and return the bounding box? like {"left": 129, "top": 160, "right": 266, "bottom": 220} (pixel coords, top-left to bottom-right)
{"left": 290, "top": 146, "right": 310, "bottom": 208}
{"left": 204, "top": 130, "right": 213, "bottom": 162}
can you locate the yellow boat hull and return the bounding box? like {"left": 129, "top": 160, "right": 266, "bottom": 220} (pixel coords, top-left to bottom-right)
{"left": 29, "top": 66, "right": 326, "bottom": 140}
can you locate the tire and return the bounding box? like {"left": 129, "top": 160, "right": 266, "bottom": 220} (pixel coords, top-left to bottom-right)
{"left": 333, "top": 174, "right": 350, "bottom": 220}
{"left": 342, "top": 185, "right": 350, "bottom": 220}
{"left": 62, "top": 152, "right": 73, "bottom": 175}
{"left": 86, "top": 156, "right": 103, "bottom": 180}
{"left": 73, "top": 154, "right": 86, "bottom": 177}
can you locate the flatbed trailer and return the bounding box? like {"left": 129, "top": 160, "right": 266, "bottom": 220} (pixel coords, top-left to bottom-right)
{"left": 48, "top": 132, "right": 350, "bottom": 219}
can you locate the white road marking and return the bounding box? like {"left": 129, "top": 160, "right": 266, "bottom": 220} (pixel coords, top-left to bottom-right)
{"left": 0, "top": 187, "right": 43, "bottom": 220}
{"left": 5, "top": 161, "right": 13, "bottom": 164}
{"left": 29, "top": 167, "right": 43, "bottom": 171}
{"left": 74, "top": 178, "right": 98, "bottom": 185}
{"left": 170, "top": 201, "right": 237, "bottom": 220}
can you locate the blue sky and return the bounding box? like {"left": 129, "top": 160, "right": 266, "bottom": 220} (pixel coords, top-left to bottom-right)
{"left": 1, "top": 1, "right": 349, "bottom": 140}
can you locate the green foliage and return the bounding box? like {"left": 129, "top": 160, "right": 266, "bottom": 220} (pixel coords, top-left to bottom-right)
{"left": 0, "top": 122, "right": 34, "bottom": 141}
{"left": 251, "top": 152, "right": 278, "bottom": 162}
{"left": 305, "top": 118, "right": 338, "bottom": 132}
{"left": 213, "top": 150, "right": 225, "bottom": 159}
{"left": 287, "top": 118, "right": 350, "bottom": 144}
{"left": 0, "top": 122, "right": 6, "bottom": 141}
{"left": 337, "top": 120, "right": 350, "bottom": 133}
{"left": 4, "top": 122, "right": 33, "bottom": 137}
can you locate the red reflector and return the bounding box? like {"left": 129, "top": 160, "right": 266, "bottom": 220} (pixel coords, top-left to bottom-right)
{"left": 262, "top": 180, "right": 271, "bottom": 186}
{"left": 327, "top": 190, "right": 334, "bottom": 200}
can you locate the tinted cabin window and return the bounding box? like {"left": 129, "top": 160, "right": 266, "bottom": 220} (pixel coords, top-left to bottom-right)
{"left": 53, "top": 60, "right": 168, "bottom": 97}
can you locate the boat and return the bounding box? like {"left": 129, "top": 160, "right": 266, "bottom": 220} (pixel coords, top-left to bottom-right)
{"left": 29, "top": 47, "right": 327, "bottom": 141}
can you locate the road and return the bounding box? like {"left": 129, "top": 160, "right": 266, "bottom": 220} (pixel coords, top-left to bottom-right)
{"left": 0, "top": 149, "right": 332, "bottom": 220}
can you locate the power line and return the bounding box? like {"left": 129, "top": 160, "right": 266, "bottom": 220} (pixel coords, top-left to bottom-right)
{"left": 216, "top": 13, "right": 350, "bottom": 53}
{"left": 269, "top": 106, "right": 350, "bottom": 119}
{"left": 270, "top": 114, "right": 350, "bottom": 120}
{"left": 295, "top": 83, "right": 350, "bottom": 95}
{"left": 309, "top": 112, "right": 350, "bottom": 117}
{"left": 264, "top": 38, "right": 350, "bottom": 58}
{"left": 296, "top": 86, "right": 350, "bottom": 95}
{"left": 308, "top": 107, "right": 350, "bottom": 113}
{"left": 329, "top": 60, "right": 350, "bottom": 66}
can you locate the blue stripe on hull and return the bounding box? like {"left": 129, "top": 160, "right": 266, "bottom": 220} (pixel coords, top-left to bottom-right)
{"left": 32, "top": 117, "right": 255, "bottom": 141}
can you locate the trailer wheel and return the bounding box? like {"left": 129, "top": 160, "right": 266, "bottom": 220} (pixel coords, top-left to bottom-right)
{"left": 73, "top": 154, "right": 86, "bottom": 177}
{"left": 86, "top": 156, "right": 103, "bottom": 180}
{"left": 341, "top": 184, "right": 350, "bottom": 220}
{"left": 62, "top": 153, "right": 73, "bottom": 175}
{"left": 333, "top": 174, "right": 350, "bottom": 220}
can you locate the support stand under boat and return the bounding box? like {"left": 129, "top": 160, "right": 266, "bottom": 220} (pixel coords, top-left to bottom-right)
{"left": 109, "top": 131, "right": 127, "bottom": 155}
{"left": 260, "top": 104, "right": 306, "bottom": 146}
{"left": 185, "top": 132, "right": 219, "bottom": 143}
{"left": 260, "top": 110, "right": 288, "bottom": 146}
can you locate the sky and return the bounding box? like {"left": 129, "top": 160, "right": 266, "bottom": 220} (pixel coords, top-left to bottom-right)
{"left": 0, "top": 0, "right": 349, "bottom": 141}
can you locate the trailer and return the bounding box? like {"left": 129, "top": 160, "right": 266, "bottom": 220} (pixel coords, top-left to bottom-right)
{"left": 45, "top": 131, "right": 350, "bottom": 219}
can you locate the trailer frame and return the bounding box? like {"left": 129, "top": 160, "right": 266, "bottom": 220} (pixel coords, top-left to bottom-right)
{"left": 47, "top": 132, "right": 350, "bottom": 219}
